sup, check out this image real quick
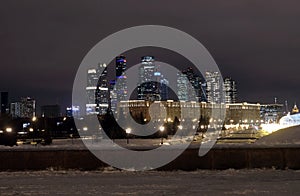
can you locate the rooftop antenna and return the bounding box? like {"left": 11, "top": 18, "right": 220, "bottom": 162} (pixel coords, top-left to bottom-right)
{"left": 285, "top": 100, "right": 289, "bottom": 113}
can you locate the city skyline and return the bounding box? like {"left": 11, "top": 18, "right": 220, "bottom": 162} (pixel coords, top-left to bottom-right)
{"left": 1, "top": 1, "right": 300, "bottom": 111}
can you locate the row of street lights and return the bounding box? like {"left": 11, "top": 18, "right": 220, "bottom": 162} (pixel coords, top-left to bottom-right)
{"left": 125, "top": 126, "right": 166, "bottom": 145}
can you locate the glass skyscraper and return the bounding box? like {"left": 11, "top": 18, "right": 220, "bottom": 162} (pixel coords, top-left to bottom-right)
{"left": 138, "top": 56, "right": 161, "bottom": 101}
{"left": 224, "top": 77, "right": 237, "bottom": 104}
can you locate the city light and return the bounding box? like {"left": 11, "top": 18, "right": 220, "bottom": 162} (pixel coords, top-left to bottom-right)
{"left": 32, "top": 116, "right": 37, "bottom": 122}
{"left": 159, "top": 126, "right": 165, "bottom": 132}
{"left": 125, "top": 128, "right": 132, "bottom": 134}
{"left": 6, "top": 128, "right": 12, "bottom": 133}
{"left": 83, "top": 127, "right": 88, "bottom": 131}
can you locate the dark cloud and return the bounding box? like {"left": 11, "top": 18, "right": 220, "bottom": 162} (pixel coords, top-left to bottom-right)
{"left": 0, "top": 0, "right": 300, "bottom": 111}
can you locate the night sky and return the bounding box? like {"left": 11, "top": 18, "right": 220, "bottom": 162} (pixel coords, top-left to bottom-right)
{"left": 1, "top": 0, "right": 300, "bottom": 112}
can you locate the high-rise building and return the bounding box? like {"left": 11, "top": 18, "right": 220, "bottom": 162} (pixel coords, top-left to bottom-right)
{"left": 160, "top": 77, "right": 169, "bottom": 101}
{"left": 138, "top": 56, "right": 160, "bottom": 101}
{"left": 86, "top": 68, "right": 99, "bottom": 115}
{"left": 224, "top": 77, "right": 237, "bottom": 104}
{"left": 115, "top": 55, "right": 127, "bottom": 102}
{"left": 86, "top": 63, "right": 109, "bottom": 115}
{"left": 21, "top": 97, "right": 36, "bottom": 118}
{"left": 66, "top": 106, "right": 80, "bottom": 118}
{"left": 95, "top": 63, "right": 109, "bottom": 115}
{"left": 176, "top": 67, "right": 206, "bottom": 102}
{"left": 10, "top": 97, "right": 36, "bottom": 118}
{"left": 177, "top": 72, "right": 189, "bottom": 101}
{"left": 206, "top": 71, "right": 223, "bottom": 103}
{"left": 10, "top": 102, "right": 21, "bottom": 118}
{"left": 0, "top": 92, "right": 9, "bottom": 115}
{"left": 116, "top": 55, "right": 126, "bottom": 78}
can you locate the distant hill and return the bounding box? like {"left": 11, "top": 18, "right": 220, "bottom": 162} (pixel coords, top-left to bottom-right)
{"left": 256, "top": 125, "right": 300, "bottom": 145}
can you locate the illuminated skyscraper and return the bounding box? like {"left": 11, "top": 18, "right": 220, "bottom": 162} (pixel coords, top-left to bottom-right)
{"left": 95, "top": 63, "right": 109, "bottom": 115}
{"left": 224, "top": 77, "right": 237, "bottom": 104}
{"left": 206, "top": 71, "right": 224, "bottom": 103}
{"left": 177, "top": 72, "right": 189, "bottom": 101}
{"left": 160, "top": 77, "right": 169, "bottom": 101}
{"left": 138, "top": 56, "right": 160, "bottom": 101}
{"left": 115, "top": 55, "right": 127, "bottom": 102}
{"left": 177, "top": 67, "right": 206, "bottom": 102}
{"left": 10, "top": 97, "right": 36, "bottom": 118}
{"left": 86, "top": 63, "right": 109, "bottom": 115}
{"left": 116, "top": 55, "right": 126, "bottom": 78}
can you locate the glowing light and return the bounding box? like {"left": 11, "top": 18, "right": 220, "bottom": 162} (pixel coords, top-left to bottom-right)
{"left": 125, "top": 128, "right": 132, "bottom": 134}
{"left": 29, "top": 128, "right": 34, "bottom": 132}
{"left": 6, "top": 127, "right": 12, "bottom": 133}
{"left": 32, "top": 116, "right": 37, "bottom": 122}
{"left": 178, "top": 125, "right": 183, "bottom": 130}
{"left": 159, "top": 126, "right": 165, "bottom": 132}
{"left": 83, "top": 127, "right": 88, "bottom": 131}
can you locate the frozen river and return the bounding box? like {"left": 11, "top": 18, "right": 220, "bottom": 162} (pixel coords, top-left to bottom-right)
{"left": 0, "top": 169, "right": 299, "bottom": 195}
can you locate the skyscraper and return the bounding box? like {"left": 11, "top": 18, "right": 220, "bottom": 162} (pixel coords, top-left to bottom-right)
{"left": 86, "top": 63, "right": 109, "bottom": 115}
{"left": 95, "top": 63, "right": 109, "bottom": 115}
{"left": 116, "top": 55, "right": 126, "bottom": 78}
{"left": 177, "top": 71, "right": 189, "bottom": 101}
{"left": 138, "top": 56, "right": 160, "bottom": 101}
{"left": 10, "top": 97, "right": 36, "bottom": 118}
{"left": 115, "top": 55, "right": 127, "bottom": 102}
{"left": 176, "top": 67, "right": 206, "bottom": 102}
{"left": 20, "top": 97, "right": 36, "bottom": 118}
{"left": 160, "top": 77, "right": 169, "bottom": 101}
{"left": 206, "top": 71, "right": 224, "bottom": 103}
{"left": 224, "top": 77, "right": 237, "bottom": 104}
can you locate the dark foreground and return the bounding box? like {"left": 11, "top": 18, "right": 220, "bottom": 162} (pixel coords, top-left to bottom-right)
{"left": 0, "top": 169, "right": 299, "bottom": 195}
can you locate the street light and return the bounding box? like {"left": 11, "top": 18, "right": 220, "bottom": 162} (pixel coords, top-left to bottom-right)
{"left": 125, "top": 128, "right": 131, "bottom": 144}
{"left": 159, "top": 126, "right": 165, "bottom": 144}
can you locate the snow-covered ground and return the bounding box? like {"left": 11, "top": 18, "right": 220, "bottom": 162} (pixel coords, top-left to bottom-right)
{"left": 255, "top": 125, "right": 300, "bottom": 145}
{"left": 0, "top": 169, "right": 299, "bottom": 195}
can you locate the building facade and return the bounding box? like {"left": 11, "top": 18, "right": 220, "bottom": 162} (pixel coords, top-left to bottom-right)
{"left": 10, "top": 97, "right": 36, "bottom": 118}
{"left": 138, "top": 56, "right": 160, "bottom": 101}
{"left": 224, "top": 77, "right": 237, "bottom": 104}
{"left": 206, "top": 71, "right": 224, "bottom": 103}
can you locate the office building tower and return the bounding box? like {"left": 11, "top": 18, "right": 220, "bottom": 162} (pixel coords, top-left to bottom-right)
{"left": 160, "top": 77, "right": 169, "bottom": 101}
{"left": 206, "top": 71, "right": 224, "bottom": 103}
{"left": 95, "top": 63, "right": 109, "bottom": 115}
{"left": 10, "top": 102, "right": 21, "bottom": 118}
{"left": 115, "top": 55, "right": 127, "bottom": 102}
{"left": 21, "top": 97, "right": 36, "bottom": 118}
{"left": 66, "top": 106, "right": 80, "bottom": 118}
{"left": 177, "top": 72, "right": 189, "bottom": 101}
{"left": 86, "top": 63, "right": 109, "bottom": 115}
{"left": 109, "top": 79, "right": 117, "bottom": 112}
{"left": 138, "top": 56, "right": 160, "bottom": 101}
{"left": 10, "top": 97, "right": 36, "bottom": 118}
{"left": 224, "top": 77, "right": 237, "bottom": 104}
{"left": 177, "top": 67, "right": 206, "bottom": 102}
{"left": 86, "top": 68, "right": 99, "bottom": 115}
{"left": 0, "top": 92, "right": 8, "bottom": 115}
